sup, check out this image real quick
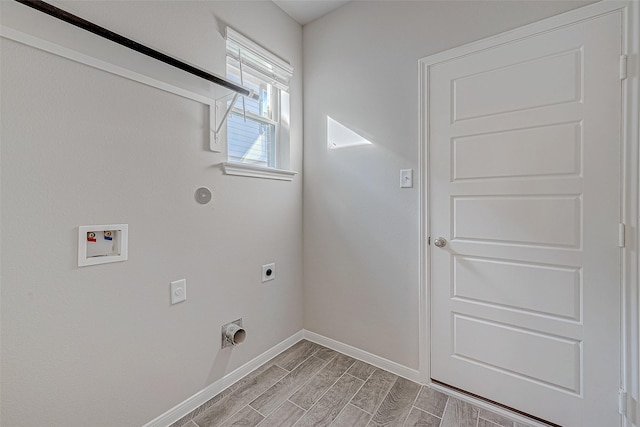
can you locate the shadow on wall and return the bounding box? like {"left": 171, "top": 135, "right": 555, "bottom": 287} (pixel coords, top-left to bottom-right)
{"left": 206, "top": 345, "right": 233, "bottom": 384}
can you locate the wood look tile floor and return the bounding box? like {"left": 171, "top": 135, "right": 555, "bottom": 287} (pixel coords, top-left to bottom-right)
{"left": 170, "top": 340, "right": 534, "bottom": 427}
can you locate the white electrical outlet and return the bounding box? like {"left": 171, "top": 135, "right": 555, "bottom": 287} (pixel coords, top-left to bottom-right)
{"left": 170, "top": 279, "right": 187, "bottom": 304}
{"left": 262, "top": 263, "right": 276, "bottom": 283}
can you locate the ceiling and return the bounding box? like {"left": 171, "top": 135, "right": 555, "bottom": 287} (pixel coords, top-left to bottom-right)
{"left": 272, "top": 0, "right": 351, "bottom": 25}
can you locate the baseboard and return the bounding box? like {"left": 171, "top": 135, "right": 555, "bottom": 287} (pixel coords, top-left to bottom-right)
{"left": 302, "top": 330, "right": 421, "bottom": 383}
{"left": 143, "top": 329, "right": 421, "bottom": 427}
{"left": 142, "top": 330, "right": 304, "bottom": 427}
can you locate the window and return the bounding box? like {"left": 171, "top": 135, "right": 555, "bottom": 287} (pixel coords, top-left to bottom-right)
{"left": 223, "top": 28, "right": 295, "bottom": 180}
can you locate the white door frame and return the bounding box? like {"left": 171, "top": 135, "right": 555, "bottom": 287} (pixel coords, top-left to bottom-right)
{"left": 418, "top": 1, "right": 640, "bottom": 425}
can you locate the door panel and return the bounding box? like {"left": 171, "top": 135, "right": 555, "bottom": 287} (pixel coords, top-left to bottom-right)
{"left": 453, "top": 314, "right": 581, "bottom": 393}
{"left": 452, "top": 195, "right": 581, "bottom": 247}
{"left": 452, "top": 49, "right": 582, "bottom": 122}
{"left": 452, "top": 122, "right": 582, "bottom": 181}
{"left": 453, "top": 256, "right": 581, "bottom": 320}
{"left": 427, "top": 12, "right": 622, "bottom": 427}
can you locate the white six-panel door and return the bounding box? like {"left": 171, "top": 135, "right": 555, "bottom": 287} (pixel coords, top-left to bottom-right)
{"left": 424, "top": 11, "right": 622, "bottom": 427}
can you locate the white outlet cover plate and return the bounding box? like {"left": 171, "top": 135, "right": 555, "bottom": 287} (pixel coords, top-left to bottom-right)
{"left": 170, "top": 279, "right": 187, "bottom": 304}
{"left": 262, "top": 263, "right": 276, "bottom": 282}
{"left": 400, "top": 169, "right": 413, "bottom": 188}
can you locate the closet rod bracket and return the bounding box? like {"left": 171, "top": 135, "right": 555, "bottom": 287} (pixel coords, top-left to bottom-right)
{"left": 212, "top": 89, "right": 258, "bottom": 144}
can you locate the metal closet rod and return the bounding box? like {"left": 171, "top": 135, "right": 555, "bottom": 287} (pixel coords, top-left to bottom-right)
{"left": 14, "top": 0, "right": 252, "bottom": 98}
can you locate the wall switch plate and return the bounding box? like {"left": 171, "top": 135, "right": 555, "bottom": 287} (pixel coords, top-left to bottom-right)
{"left": 262, "top": 263, "right": 276, "bottom": 282}
{"left": 170, "top": 279, "right": 187, "bottom": 304}
{"left": 400, "top": 169, "right": 413, "bottom": 188}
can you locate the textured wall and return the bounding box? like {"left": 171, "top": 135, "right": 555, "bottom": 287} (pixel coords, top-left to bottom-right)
{"left": 0, "top": 1, "right": 302, "bottom": 426}
{"left": 302, "top": 0, "right": 595, "bottom": 370}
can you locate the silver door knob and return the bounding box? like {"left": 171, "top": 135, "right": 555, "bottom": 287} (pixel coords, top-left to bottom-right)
{"left": 434, "top": 237, "right": 447, "bottom": 248}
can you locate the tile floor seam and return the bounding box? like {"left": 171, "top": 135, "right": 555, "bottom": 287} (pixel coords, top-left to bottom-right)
{"left": 401, "top": 407, "right": 411, "bottom": 427}
{"left": 354, "top": 402, "right": 374, "bottom": 416}
{"left": 214, "top": 404, "right": 251, "bottom": 427}
{"left": 199, "top": 367, "right": 289, "bottom": 427}
{"left": 198, "top": 363, "right": 289, "bottom": 427}
{"left": 254, "top": 415, "right": 265, "bottom": 427}
{"left": 408, "top": 384, "right": 423, "bottom": 411}
{"left": 290, "top": 397, "right": 318, "bottom": 427}
{"left": 276, "top": 343, "right": 318, "bottom": 373}
{"left": 276, "top": 354, "right": 313, "bottom": 373}
{"left": 252, "top": 402, "right": 285, "bottom": 427}
{"left": 347, "top": 361, "right": 378, "bottom": 382}
{"left": 440, "top": 396, "right": 450, "bottom": 427}
{"left": 412, "top": 404, "right": 444, "bottom": 421}
{"left": 291, "top": 414, "right": 303, "bottom": 426}
{"left": 256, "top": 356, "right": 331, "bottom": 417}
{"left": 287, "top": 355, "right": 334, "bottom": 402}
{"left": 401, "top": 406, "right": 432, "bottom": 427}
{"left": 366, "top": 375, "right": 401, "bottom": 424}
{"left": 348, "top": 402, "right": 373, "bottom": 417}
{"left": 356, "top": 402, "right": 375, "bottom": 420}
{"left": 244, "top": 368, "right": 292, "bottom": 418}
{"left": 324, "top": 353, "right": 339, "bottom": 363}
{"left": 252, "top": 405, "right": 270, "bottom": 418}
{"left": 292, "top": 368, "right": 362, "bottom": 427}
{"left": 197, "top": 364, "right": 274, "bottom": 422}
{"left": 410, "top": 385, "right": 449, "bottom": 423}
{"left": 287, "top": 398, "right": 309, "bottom": 413}
{"left": 396, "top": 384, "right": 420, "bottom": 427}
{"left": 302, "top": 357, "right": 357, "bottom": 414}
{"left": 246, "top": 406, "right": 265, "bottom": 426}
{"left": 252, "top": 400, "right": 306, "bottom": 427}
{"left": 478, "top": 418, "right": 505, "bottom": 427}
{"left": 311, "top": 346, "right": 339, "bottom": 363}
{"left": 327, "top": 370, "right": 370, "bottom": 426}
{"left": 362, "top": 368, "right": 376, "bottom": 382}
{"left": 326, "top": 405, "right": 348, "bottom": 427}
{"left": 352, "top": 371, "right": 398, "bottom": 416}
{"left": 293, "top": 369, "right": 351, "bottom": 423}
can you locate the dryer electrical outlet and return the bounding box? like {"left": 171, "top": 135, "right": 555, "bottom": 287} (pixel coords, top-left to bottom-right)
{"left": 262, "top": 263, "right": 275, "bottom": 282}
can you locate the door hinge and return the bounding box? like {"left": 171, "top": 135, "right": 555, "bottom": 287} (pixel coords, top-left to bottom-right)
{"left": 620, "top": 55, "right": 628, "bottom": 80}
{"left": 619, "top": 223, "right": 626, "bottom": 248}
{"left": 620, "top": 389, "right": 628, "bottom": 415}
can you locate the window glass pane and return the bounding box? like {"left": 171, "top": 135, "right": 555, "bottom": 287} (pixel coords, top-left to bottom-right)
{"left": 227, "top": 60, "right": 272, "bottom": 120}
{"left": 227, "top": 113, "right": 275, "bottom": 168}
{"left": 225, "top": 27, "right": 293, "bottom": 173}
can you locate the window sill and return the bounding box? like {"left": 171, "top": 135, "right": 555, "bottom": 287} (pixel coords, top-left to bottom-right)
{"left": 222, "top": 162, "right": 298, "bottom": 181}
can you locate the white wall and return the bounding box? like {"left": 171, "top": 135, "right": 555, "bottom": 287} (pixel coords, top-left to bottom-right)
{"left": 0, "top": 1, "right": 302, "bottom": 426}
{"left": 302, "top": 0, "right": 595, "bottom": 370}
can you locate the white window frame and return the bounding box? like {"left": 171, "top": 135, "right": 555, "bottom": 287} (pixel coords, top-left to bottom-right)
{"left": 226, "top": 61, "right": 279, "bottom": 167}
{"left": 222, "top": 27, "right": 296, "bottom": 181}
